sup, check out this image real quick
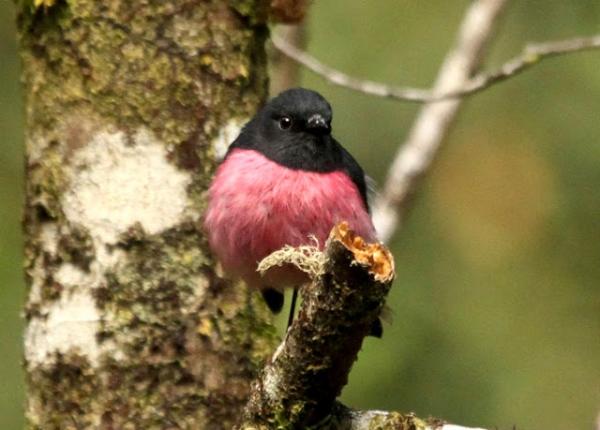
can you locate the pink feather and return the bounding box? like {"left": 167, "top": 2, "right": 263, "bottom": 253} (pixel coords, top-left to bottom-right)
{"left": 204, "top": 148, "right": 376, "bottom": 289}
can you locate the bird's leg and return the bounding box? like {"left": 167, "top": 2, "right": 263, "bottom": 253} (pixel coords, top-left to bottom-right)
{"left": 287, "top": 286, "right": 299, "bottom": 329}
{"left": 261, "top": 288, "right": 284, "bottom": 313}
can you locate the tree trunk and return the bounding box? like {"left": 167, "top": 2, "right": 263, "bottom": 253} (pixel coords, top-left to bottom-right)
{"left": 18, "top": 1, "right": 276, "bottom": 428}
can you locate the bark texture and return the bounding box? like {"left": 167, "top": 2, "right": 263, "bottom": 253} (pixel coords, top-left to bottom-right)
{"left": 241, "top": 223, "right": 395, "bottom": 429}
{"left": 18, "top": 1, "right": 277, "bottom": 428}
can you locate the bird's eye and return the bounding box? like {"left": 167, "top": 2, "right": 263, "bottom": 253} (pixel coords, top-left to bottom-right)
{"left": 279, "top": 116, "right": 292, "bottom": 130}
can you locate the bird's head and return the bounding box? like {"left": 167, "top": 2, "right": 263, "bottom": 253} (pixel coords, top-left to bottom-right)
{"left": 257, "top": 88, "right": 333, "bottom": 149}
{"left": 232, "top": 88, "right": 343, "bottom": 171}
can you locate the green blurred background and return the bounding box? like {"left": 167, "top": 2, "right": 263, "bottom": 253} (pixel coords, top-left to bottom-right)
{"left": 1, "top": 1, "right": 599, "bottom": 429}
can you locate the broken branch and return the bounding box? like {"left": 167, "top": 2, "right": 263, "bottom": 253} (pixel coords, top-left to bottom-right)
{"left": 241, "top": 223, "right": 394, "bottom": 428}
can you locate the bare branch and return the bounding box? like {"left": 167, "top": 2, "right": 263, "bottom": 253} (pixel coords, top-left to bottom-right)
{"left": 373, "top": 0, "right": 510, "bottom": 242}
{"left": 457, "top": 34, "right": 600, "bottom": 98}
{"left": 272, "top": 29, "right": 600, "bottom": 103}
{"left": 271, "top": 33, "right": 431, "bottom": 102}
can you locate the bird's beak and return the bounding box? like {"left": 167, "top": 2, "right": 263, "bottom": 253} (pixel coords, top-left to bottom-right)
{"left": 306, "top": 114, "right": 330, "bottom": 134}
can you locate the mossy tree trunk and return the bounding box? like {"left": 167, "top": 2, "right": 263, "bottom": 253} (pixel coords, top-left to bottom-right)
{"left": 18, "top": 1, "right": 277, "bottom": 428}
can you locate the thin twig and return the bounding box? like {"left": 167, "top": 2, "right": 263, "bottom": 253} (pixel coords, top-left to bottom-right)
{"left": 272, "top": 32, "right": 600, "bottom": 103}
{"left": 373, "top": 0, "right": 510, "bottom": 242}
{"left": 271, "top": 33, "right": 431, "bottom": 102}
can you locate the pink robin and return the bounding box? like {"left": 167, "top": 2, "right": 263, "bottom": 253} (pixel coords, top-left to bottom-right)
{"left": 204, "top": 88, "right": 381, "bottom": 335}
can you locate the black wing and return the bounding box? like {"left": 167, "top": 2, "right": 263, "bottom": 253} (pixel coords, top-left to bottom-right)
{"left": 335, "top": 139, "right": 370, "bottom": 212}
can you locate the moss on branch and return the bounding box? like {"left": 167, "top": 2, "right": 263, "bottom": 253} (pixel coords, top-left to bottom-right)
{"left": 241, "top": 223, "right": 395, "bottom": 429}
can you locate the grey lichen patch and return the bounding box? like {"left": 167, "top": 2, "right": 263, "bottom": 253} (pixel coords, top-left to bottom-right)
{"left": 257, "top": 240, "right": 326, "bottom": 280}
{"left": 25, "top": 287, "right": 103, "bottom": 368}
{"left": 62, "top": 126, "right": 193, "bottom": 243}
{"left": 19, "top": 0, "right": 274, "bottom": 427}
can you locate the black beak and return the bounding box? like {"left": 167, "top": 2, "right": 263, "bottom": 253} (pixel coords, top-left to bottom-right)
{"left": 306, "top": 114, "right": 330, "bottom": 134}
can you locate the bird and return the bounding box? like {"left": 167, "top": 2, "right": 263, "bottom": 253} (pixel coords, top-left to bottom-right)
{"left": 204, "top": 88, "right": 381, "bottom": 335}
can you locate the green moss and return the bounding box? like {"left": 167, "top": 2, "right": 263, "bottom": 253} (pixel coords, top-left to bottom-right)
{"left": 17, "top": 0, "right": 68, "bottom": 34}
{"left": 18, "top": 0, "right": 268, "bottom": 155}
{"left": 219, "top": 286, "right": 280, "bottom": 369}
{"left": 231, "top": 0, "right": 269, "bottom": 23}
{"left": 367, "top": 412, "right": 432, "bottom": 430}
{"left": 19, "top": 0, "right": 275, "bottom": 428}
{"left": 90, "top": 222, "right": 276, "bottom": 428}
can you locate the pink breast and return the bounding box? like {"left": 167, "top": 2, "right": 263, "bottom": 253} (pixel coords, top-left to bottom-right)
{"left": 204, "top": 148, "right": 376, "bottom": 288}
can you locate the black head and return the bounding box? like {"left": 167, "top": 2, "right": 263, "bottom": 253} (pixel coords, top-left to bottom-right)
{"left": 231, "top": 88, "right": 338, "bottom": 171}
{"left": 228, "top": 87, "right": 369, "bottom": 209}
{"left": 264, "top": 87, "right": 333, "bottom": 137}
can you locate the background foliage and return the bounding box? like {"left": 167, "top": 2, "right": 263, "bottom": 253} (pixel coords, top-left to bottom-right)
{"left": 1, "top": 1, "right": 598, "bottom": 429}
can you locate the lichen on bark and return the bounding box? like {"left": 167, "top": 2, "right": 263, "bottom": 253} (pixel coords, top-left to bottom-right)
{"left": 241, "top": 224, "right": 395, "bottom": 429}
{"left": 18, "top": 1, "right": 276, "bottom": 428}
